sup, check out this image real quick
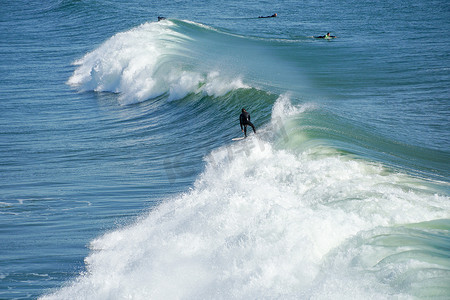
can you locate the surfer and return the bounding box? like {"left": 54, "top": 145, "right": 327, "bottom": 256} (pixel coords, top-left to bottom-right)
{"left": 239, "top": 108, "right": 256, "bottom": 138}
{"left": 258, "top": 13, "right": 277, "bottom": 18}
{"left": 314, "top": 32, "right": 336, "bottom": 39}
{"left": 158, "top": 16, "right": 166, "bottom": 21}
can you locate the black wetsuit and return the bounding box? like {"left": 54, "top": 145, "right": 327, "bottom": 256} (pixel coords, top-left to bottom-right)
{"left": 259, "top": 14, "right": 277, "bottom": 18}
{"left": 240, "top": 111, "right": 256, "bottom": 137}
{"left": 315, "top": 34, "right": 336, "bottom": 39}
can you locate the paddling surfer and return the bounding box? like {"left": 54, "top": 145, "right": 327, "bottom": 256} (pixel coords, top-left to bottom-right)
{"left": 314, "top": 32, "right": 336, "bottom": 39}
{"left": 259, "top": 13, "right": 277, "bottom": 18}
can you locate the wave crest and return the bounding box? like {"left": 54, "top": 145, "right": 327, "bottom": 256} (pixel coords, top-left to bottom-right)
{"left": 67, "top": 20, "right": 250, "bottom": 105}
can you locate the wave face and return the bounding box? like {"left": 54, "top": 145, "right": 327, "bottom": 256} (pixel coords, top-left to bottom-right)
{"left": 41, "top": 96, "right": 450, "bottom": 299}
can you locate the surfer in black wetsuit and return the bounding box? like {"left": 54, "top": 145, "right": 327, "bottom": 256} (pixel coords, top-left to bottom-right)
{"left": 240, "top": 108, "right": 256, "bottom": 138}
{"left": 259, "top": 13, "right": 277, "bottom": 18}
{"left": 314, "top": 32, "right": 336, "bottom": 39}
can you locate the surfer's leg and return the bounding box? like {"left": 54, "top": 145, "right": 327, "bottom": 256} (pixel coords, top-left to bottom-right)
{"left": 244, "top": 125, "right": 247, "bottom": 137}
{"left": 248, "top": 122, "right": 256, "bottom": 133}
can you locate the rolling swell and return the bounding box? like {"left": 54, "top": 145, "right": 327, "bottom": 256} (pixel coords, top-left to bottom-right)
{"left": 67, "top": 19, "right": 308, "bottom": 105}
{"left": 270, "top": 96, "right": 450, "bottom": 183}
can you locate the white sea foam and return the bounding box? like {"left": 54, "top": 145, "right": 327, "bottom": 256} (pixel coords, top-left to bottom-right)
{"left": 41, "top": 97, "right": 450, "bottom": 300}
{"left": 67, "top": 21, "right": 249, "bottom": 105}
{"left": 271, "top": 93, "right": 315, "bottom": 120}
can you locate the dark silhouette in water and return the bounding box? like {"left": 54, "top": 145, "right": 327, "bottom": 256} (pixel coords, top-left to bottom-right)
{"left": 259, "top": 13, "right": 277, "bottom": 18}
{"left": 314, "top": 32, "right": 337, "bottom": 39}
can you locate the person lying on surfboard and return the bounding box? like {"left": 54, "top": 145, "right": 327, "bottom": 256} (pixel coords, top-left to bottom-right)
{"left": 314, "top": 32, "right": 336, "bottom": 39}
{"left": 259, "top": 13, "right": 277, "bottom": 18}
{"left": 239, "top": 108, "right": 256, "bottom": 138}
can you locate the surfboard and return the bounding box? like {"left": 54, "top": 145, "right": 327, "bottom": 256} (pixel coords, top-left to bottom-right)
{"left": 232, "top": 137, "right": 245, "bottom": 141}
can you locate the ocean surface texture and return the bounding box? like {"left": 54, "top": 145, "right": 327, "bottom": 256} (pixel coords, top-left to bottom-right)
{"left": 1, "top": 0, "right": 449, "bottom": 299}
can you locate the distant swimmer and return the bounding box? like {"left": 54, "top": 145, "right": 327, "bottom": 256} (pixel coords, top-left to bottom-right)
{"left": 314, "top": 32, "right": 336, "bottom": 39}
{"left": 158, "top": 16, "right": 166, "bottom": 21}
{"left": 258, "top": 13, "right": 277, "bottom": 18}
{"left": 239, "top": 108, "right": 256, "bottom": 138}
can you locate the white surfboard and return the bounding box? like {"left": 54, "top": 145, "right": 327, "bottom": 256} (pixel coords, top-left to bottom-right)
{"left": 232, "top": 137, "right": 245, "bottom": 141}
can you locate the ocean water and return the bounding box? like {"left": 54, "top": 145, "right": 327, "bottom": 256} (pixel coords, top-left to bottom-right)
{"left": 1, "top": 0, "right": 449, "bottom": 299}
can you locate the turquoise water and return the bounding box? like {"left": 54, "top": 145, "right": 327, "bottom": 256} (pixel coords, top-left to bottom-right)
{"left": 1, "top": 0, "right": 449, "bottom": 299}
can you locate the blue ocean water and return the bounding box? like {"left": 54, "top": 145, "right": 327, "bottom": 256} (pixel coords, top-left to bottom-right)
{"left": 1, "top": 0, "right": 449, "bottom": 299}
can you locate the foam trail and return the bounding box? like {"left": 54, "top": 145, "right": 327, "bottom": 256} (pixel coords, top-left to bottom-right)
{"left": 41, "top": 97, "right": 450, "bottom": 299}
{"left": 67, "top": 20, "right": 249, "bottom": 105}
